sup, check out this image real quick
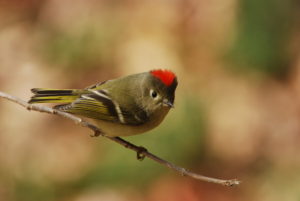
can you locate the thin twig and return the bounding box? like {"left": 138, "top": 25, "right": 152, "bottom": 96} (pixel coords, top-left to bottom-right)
{"left": 0, "top": 91, "right": 240, "bottom": 186}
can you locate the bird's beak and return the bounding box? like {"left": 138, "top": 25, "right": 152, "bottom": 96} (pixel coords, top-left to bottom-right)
{"left": 163, "top": 99, "right": 174, "bottom": 108}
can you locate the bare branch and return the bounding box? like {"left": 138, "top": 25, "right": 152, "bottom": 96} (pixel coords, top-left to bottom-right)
{"left": 0, "top": 91, "right": 240, "bottom": 186}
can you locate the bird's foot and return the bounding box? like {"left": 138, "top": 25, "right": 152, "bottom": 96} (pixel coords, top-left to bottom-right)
{"left": 137, "top": 146, "right": 148, "bottom": 161}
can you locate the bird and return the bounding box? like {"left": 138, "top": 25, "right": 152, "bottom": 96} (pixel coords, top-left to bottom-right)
{"left": 28, "top": 69, "right": 178, "bottom": 137}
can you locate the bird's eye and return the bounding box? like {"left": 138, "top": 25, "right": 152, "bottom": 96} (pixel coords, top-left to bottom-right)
{"left": 150, "top": 90, "right": 158, "bottom": 98}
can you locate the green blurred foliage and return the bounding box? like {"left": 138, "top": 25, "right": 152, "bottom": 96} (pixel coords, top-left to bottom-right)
{"left": 227, "top": 0, "right": 295, "bottom": 78}
{"left": 13, "top": 180, "right": 57, "bottom": 201}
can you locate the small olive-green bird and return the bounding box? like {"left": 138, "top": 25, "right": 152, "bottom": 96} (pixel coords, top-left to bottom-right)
{"left": 29, "top": 69, "right": 178, "bottom": 137}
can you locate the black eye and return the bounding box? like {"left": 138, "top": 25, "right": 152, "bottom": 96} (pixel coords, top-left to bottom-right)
{"left": 151, "top": 90, "right": 157, "bottom": 98}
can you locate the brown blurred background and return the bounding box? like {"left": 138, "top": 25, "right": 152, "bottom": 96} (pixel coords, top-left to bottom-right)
{"left": 0, "top": 0, "right": 300, "bottom": 200}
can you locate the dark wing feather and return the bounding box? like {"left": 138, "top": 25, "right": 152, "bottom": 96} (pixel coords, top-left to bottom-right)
{"left": 120, "top": 108, "right": 149, "bottom": 125}
{"left": 57, "top": 94, "right": 119, "bottom": 122}
{"left": 56, "top": 91, "right": 149, "bottom": 125}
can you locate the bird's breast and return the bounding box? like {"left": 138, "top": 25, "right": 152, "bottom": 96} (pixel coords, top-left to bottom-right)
{"left": 94, "top": 107, "right": 170, "bottom": 137}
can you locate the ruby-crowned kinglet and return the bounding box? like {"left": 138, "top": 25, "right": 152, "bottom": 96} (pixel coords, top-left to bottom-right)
{"left": 28, "top": 69, "right": 178, "bottom": 137}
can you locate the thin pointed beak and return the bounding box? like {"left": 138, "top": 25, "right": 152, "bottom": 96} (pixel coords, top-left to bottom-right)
{"left": 163, "top": 99, "right": 174, "bottom": 108}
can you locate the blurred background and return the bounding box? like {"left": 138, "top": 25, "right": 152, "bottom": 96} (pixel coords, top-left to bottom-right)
{"left": 0, "top": 0, "right": 300, "bottom": 200}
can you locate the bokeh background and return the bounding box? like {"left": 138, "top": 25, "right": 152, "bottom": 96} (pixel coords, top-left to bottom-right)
{"left": 0, "top": 0, "right": 300, "bottom": 200}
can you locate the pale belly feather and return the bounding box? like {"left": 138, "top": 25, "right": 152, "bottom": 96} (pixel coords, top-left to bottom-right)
{"left": 93, "top": 107, "right": 170, "bottom": 137}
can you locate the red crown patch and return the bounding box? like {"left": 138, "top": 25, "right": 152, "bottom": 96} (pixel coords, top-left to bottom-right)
{"left": 150, "top": 69, "right": 176, "bottom": 86}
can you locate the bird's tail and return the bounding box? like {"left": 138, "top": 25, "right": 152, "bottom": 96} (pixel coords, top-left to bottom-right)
{"left": 28, "top": 88, "right": 80, "bottom": 104}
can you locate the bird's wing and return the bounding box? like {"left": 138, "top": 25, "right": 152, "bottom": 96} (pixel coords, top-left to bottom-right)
{"left": 56, "top": 89, "right": 148, "bottom": 125}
